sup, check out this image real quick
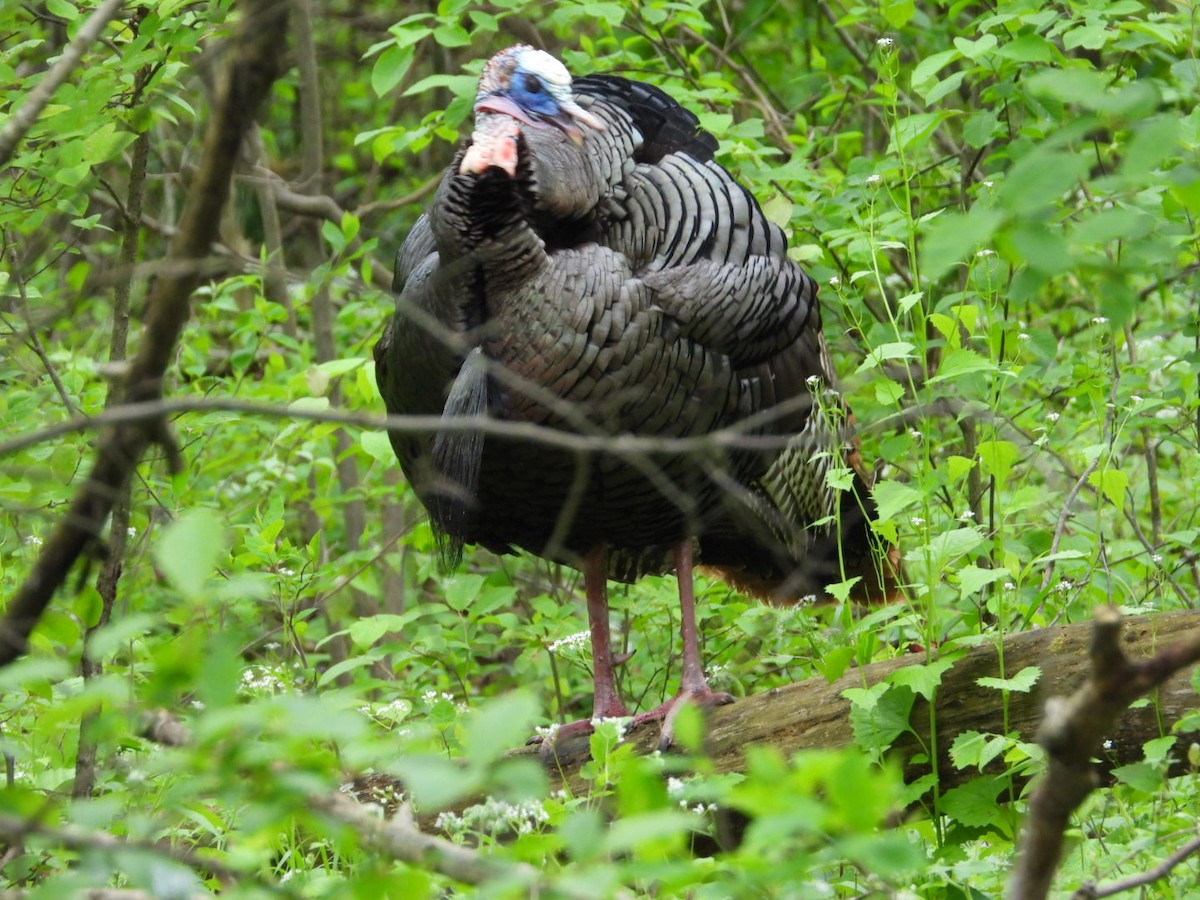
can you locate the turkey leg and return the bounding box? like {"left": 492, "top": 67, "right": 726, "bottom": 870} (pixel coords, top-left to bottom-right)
{"left": 628, "top": 540, "right": 734, "bottom": 749}
{"left": 532, "top": 545, "right": 632, "bottom": 752}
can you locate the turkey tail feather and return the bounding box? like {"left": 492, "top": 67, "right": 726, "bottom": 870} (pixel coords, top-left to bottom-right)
{"left": 429, "top": 347, "right": 489, "bottom": 571}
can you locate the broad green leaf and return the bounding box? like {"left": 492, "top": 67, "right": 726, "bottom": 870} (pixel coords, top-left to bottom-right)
{"left": 921, "top": 207, "right": 1001, "bottom": 279}
{"left": 371, "top": 44, "right": 415, "bottom": 97}
{"left": 888, "top": 657, "right": 955, "bottom": 700}
{"left": 848, "top": 684, "right": 915, "bottom": 752}
{"left": 1111, "top": 761, "right": 1163, "bottom": 795}
{"left": 871, "top": 481, "right": 923, "bottom": 522}
{"left": 928, "top": 348, "right": 997, "bottom": 384}
{"left": 939, "top": 776, "right": 1007, "bottom": 828}
{"left": 977, "top": 440, "right": 1019, "bottom": 485}
{"left": 1088, "top": 468, "right": 1129, "bottom": 512}
{"left": 880, "top": 0, "right": 914, "bottom": 28}
{"left": 977, "top": 666, "right": 1040, "bottom": 693}
{"left": 463, "top": 691, "right": 540, "bottom": 765}
{"left": 908, "top": 526, "right": 985, "bottom": 565}
{"left": 154, "top": 509, "right": 226, "bottom": 599}
{"left": 956, "top": 565, "right": 1010, "bottom": 597}
{"left": 361, "top": 430, "right": 395, "bottom": 464}
{"left": 856, "top": 341, "right": 916, "bottom": 374}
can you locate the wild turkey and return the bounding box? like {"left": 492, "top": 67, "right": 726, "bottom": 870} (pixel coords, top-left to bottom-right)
{"left": 374, "top": 46, "right": 900, "bottom": 749}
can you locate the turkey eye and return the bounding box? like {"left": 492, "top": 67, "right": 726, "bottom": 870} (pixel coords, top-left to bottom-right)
{"left": 522, "top": 74, "right": 542, "bottom": 94}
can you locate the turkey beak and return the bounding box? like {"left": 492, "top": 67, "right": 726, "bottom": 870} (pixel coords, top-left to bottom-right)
{"left": 559, "top": 98, "right": 605, "bottom": 145}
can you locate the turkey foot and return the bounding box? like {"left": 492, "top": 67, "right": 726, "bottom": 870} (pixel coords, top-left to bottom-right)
{"left": 630, "top": 686, "right": 735, "bottom": 751}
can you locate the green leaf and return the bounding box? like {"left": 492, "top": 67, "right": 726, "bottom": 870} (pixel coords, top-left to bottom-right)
{"left": 371, "top": 44, "right": 415, "bottom": 97}
{"left": 1087, "top": 468, "right": 1129, "bottom": 512}
{"left": 888, "top": 657, "right": 954, "bottom": 701}
{"left": 953, "top": 33, "right": 997, "bottom": 60}
{"left": 927, "top": 348, "right": 998, "bottom": 384}
{"left": 907, "top": 526, "right": 985, "bottom": 566}
{"left": 871, "top": 481, "right": 923, "bottom": 522}
{"left": 997, "top": 34, "right": 1056, "bottom": 63}
{"left": 997, "top": 149, "right": 1090, "bottom": 215}
{"left": 921, "top": 207, "right": 1001, "bottom": 279}
{"left": 977, "top": 665, "right": 1040, "bottom": 693}
{"left": 977, "top": 440, "right": 1019, "bottom": 485}
{"left": 856, "top": 341, "right": 916, "bottom": 374}
{"left": 1111, "top": 761, "right": 1163, "bottom": 795}
{"left": 153, "top": 509, "right": 226, "bottom": 599}
{"left": 911, "top": 49, "right": 959, "bottom": 89}
{"left": 847, "top": 684, "right": 914, "bottom": 752}
{"left": 956, "top": 565, "right": 1009, "bottom": 597}
{"left": 361, "top": 430, "right": 395, "bottom": 464}
{"left": 463, "top": 691, "right": 540, "bottom": 765}
{"left": 939, "top": 776, "right": 1007, "bottom": 827}
{"left": 880, "top": 0, "right": 914, "bottom": 28}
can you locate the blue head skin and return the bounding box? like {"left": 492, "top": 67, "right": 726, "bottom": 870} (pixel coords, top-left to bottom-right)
{"left": 460, "top": 46, "right": 605, "bottom": 175}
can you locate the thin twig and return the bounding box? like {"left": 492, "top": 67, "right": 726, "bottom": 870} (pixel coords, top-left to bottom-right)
{"left": 1071, "top": 832, "right": 1200, "bottom": 899}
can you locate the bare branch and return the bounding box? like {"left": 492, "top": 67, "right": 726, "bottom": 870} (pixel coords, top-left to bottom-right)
{"left": 1071, "top": 831, "right": 1200, "bottom": 899}
{"left": 1009, "top": 608, "right": 1200, "bottom": 899}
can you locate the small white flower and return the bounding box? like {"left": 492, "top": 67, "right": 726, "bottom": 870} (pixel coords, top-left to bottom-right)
{"left": 535, "top": 723, "right": 561, "bottom": 742}
{"left": 1129, "top": 395, "right": 1143, "bottom": 406}
{"left": 805, "top": 374, "right": 821, "bottom": 388}
{"left": 1092, "top": 316, "right": 1109, "bottom": 325}
{"left": 908, "top": 429, "right": 923, "bottom": 441}
{"left": 959, "top": 510, "right": 976, "bottom": 520}
{"left": 549, "top": 630, "right": 589, "bottom": 653}
{"left": 1018, "top": 332, "right": 1031, "bottom": 342}
{"left": 866, "top": 174, "right": 883, "bottom": 187}
{"left": 1102, "top": 739, "right": 1114, "bottom": 750}
{"left": 799, "top": 593, "right": 818, "bottom": 607}
{"left": 910, "top": 516, "right": 926, "bottom": 527}
{"left": 23, "top": 535, "right": 42, "bottom": 547}
{"left": 1055, "top": 579, "right": 1073, "bottom": 593}
{"left": 1151, "top": 553, "right": 1163, "bottom": 564}
{"left": 828, "top": 276, "right": 841, "bottom": 288}
{"left": 127, "top": 526, "right": 137, "bottom": 538}
{"left": 667, "top": 777, "right": 686, "bottom": 797}
{"left": 975, "top": 249, "right": 995, "bottom": 258}
{"left": 876, "top": 37, "right": 895, "bottom": 48}
{"left": 1003, "top": 582, "right": 1015, "bottom": 591}
{"left": 1046, "top": 412, "right": 1060, "bottom": 422}
{"left": 981, "top": 180, "right": 994, "bottom": 188}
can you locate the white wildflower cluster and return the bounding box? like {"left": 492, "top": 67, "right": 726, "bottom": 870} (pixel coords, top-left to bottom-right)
{"left": 876, "top": 37, "right": 895, "bottom": 49}
{"left": 1003, "top": 582, "right": 1016, "bottom": 592}
{"left": 866, "top": 174, "right": 883, "bottom": 187}
{"left": 828, "top": 276, "right": 841, "bottom": 288}
{"left": 1092, "top": 316, "right": 1109, "bottom": 325}
{"left": 1055, "top": 579, "right": 1073, "bottom": 594}
{"left": 1018, "top": 332, "right": 1031, "bottom": 342}
{"left": 422, "top": 689, "right": 467, "bottom": 712}
{"left": 435, "top": 797, "right": 550, "bottom": 841}
{"left": 534, "top": 723, "right": 561, "bottom": 742}
{"left": 975, "top": 249, "right": 995, "bottom": 258}
{"left": 798, "top": 593, "right": 818, "bottom": 608}
{"left": 1129, "top": 394, "right": 1143, "bottom": 406}
{"left": 239, "top": 664, "right": 299, "bottom": 695}
{"left": 959, "top": 510, "right": 976, "bottom": 521}
{"left": 362, "top": 698, "right": 412, "bottom": 725}
{"left": 23, "top": 535, "right": 42, "bottom": 547}
{"left": 706, "top": 663, "right": 730, "bottom": 685}
{"left": 1045, "top": 412, "right": 1061, "bottom": 423}
{"left": 1151, "top": 553, "right": 1163, "bottom": 564}
{"left": 666, "top": 776, "right": 717, "bottom": 815}
{"left": 549, "top": 630, "right": 589, "bottom": 654}
{"left": 910, "top": 516, "right": 926, "bottom": 527}
{"left": 981, "top": 180, "right": 994, "bottom": 188}
{"left": 908, "top": 429, "right": 923, "bottom": 442}
{"left": 805, "top": 374, "right": 821, "bottom": 388}
{"left": 127, "top": 526, "right": 137, "bottom": 538}
{"left": 590, "top": 716, "right": 630, "bottom": 743}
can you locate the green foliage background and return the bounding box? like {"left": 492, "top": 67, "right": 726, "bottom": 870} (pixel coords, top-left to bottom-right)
{"left": 1, "top": 0, "right": 1199, "bottom": 895}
